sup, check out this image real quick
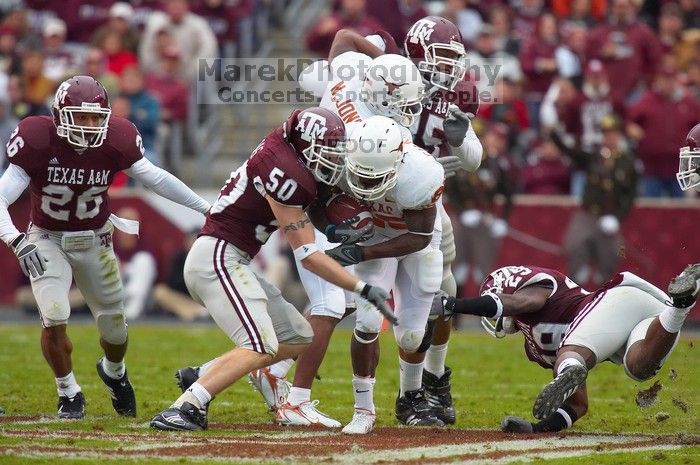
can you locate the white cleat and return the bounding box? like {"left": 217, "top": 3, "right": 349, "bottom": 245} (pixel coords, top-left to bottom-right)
{"left": 248, "top": 367, "right": 291, "bottom": 411}
{"left": 275, "top": 400, "right": 341, "bottom": 428}
{"left": 341, "top": 408, "right": 376, "bottom": 434}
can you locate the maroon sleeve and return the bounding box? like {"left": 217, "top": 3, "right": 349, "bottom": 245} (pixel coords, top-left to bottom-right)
{"left": 5, "top": 117, "right": 52, "bottom": 177}
{"left": 106, "top": 117, "right": 145, "bottom": 171}
{"left": 248, "top": 147, "right": 317, "bottom": 209}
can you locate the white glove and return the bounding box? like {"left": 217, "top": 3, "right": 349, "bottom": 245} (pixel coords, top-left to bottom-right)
{"left": 10, "top": 233, "right": 48, "bottom": 278}
{"left": 443, "top": 104, "right": 474, "bottom": 147}
{"left": 598, "top": 215, "right": 620, "bottom": 235}
{"left": 490, "top": 218, "right": 508, "bottom": 238}
{"left": 460, "top": 209, "right": 482, "bottom": 227}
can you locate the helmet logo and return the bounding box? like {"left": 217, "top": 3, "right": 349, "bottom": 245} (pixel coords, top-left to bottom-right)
{"left": 390, "top": 140, "right": 403, "bottom": 153}
{"left": 54, "top": 81, "right": 70, "bottom": 107}
{"left": 295, "top": 112, "right": 327, "bottom": 142}
{"left": 379, "top": 76, "right": 408, "bottom": 95}
{"left": 407, "top": 18, "right": 436, "bottom": 44}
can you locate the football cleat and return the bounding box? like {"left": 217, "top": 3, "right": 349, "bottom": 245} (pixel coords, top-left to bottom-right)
{"left": 57, "top": 391, "right": 85, "bottom": 419}
{"left": 422, "top": 366, "right": 456, "bottom": 424}
{"left": 532, "top": 364, "right": 587, "bottom": 420}
{"left": 395, "top": 389, "right": 445, "bottom": 427}
{"left": 248, "top": 367, "right": 291, "bottom": 411}
{"left": 501, "top": 415, "right": 534, "bottom": 433}
{"left": 341, "top": 408, "right": 376, "bottom": 434}
{"left": 150, "top": 402, "right": 208, "bottom": 431}
{"left": 175, "top": 366, "right": 200, "bottom": 393}
{"left": 668, "top": 264, "right": 700, "bottom": 308}
{"left": 276, "top": 400, "right": 341, "bottom": 427}
{"left": 96, "top": 358, "right": 136, "bottom": 417}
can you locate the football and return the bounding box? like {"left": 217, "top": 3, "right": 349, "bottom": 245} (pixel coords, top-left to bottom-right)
{"left": 325, "top": 193, "right": 374, "bottom": 234}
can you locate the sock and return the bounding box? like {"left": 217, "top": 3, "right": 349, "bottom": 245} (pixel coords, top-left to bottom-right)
{"left": 101, "top": 357, "right": 125, "bottom": 380}
{"left": 269, "top": 359, "right": 293, "bottom": 379}
{"left": 171, "top": 390, "right": 201, "bottom": 409}
{"left": 352, "top": 375, "right": 375, "bottom": 414}
{"left": 425, "top": 343, "right": 448, "bottom": 377}
{"left": 556, "top": 357, "right": 585, "bottom": 376}
{"left": 188, "top": 382, "right": 212, "bottom": 406}
{"left": 56, "top": 372, "right": 81, "bottom": 398}
{"left": 658, "top": 305, "right": 692, "bottom": 333}
{"left": 399, "top": 359, "right": 424, "bottom": 396}
{"left": 198, "top": 358, "right": 218, "bottom": 377}
{"left": 287, "top": 387, "right": 311, "bottom": 406}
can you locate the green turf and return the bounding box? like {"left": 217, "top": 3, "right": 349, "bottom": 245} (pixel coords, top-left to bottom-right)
{"left": 0, "top": 323, "right": 697, "bottom": 464}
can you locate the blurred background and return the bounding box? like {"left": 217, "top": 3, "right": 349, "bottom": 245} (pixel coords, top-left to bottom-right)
{"left": 0, "top": 0, "right": 698, "bottom": 324}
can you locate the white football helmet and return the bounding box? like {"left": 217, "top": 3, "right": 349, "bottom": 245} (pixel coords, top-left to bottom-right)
{"left": 677, "top": 122, "right": 700, "bottom": 192}
{"left": 345, "top": 116, "right": 405, "bottom": 201}
{"left": 361, "top": 54, "right": 425, "bottom": 127}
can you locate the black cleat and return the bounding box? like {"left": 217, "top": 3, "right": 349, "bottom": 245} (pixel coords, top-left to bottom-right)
{"left": 150, "top": 402, "right": 208, "bottom": 431}
{"left": 96, "top": 358, "right": 136, "bottom": 417}
{"left": 668, "top": 264, "right": 700, "bottom": 308}
{"left": 423, "top": 366, "right": 456, "bottom": 425}
{"left": 395, "top": 388, "right": 445, "bottom": 427}
{"left": 57, "top": 392, "right": 85, "bottom": 419}
{"left": 532, "top": 364, "right": 587, "bottom": 420}
{"left": 175, "top": 366, "right": 200, "bottom": 393}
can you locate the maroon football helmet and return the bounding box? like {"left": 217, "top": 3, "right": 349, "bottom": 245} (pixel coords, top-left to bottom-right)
{"left": 404, "top": 16, "right": 466, "bottom": 92}
{"left": 284, "top": 107, "right": 346, "bottom": 186}
{"left": 52, "top": 75, "right": 111, "bottom": 149}
{"left": 678, "top": 123, "right": 700, "bottom": 191}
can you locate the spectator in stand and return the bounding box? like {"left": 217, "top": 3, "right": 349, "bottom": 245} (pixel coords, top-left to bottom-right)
{"left": 551, "top": 114, "right": 638, "bottom": 286}
{"left": 61, "top": 0, "right": 114, "bottom": 44}
{"left": 0, "top": 27, "right": 21, "bottom": 76}
{"left": 21, "top": 49, "right": 54, "bottom": 106}
{"left": 0, "top": 84, "right": 19, "bottom": 173}
{"left": 119, "top": 65, "right": 160, "bottom": 164}
{"left": 82, "top": 47, "right": 119, "bottom": 98}
{"left": 520, "top": 12, "right": 560, "bottom": 129}
{"left": 553, "top": 0, "right": 604, "bottom": 29}
{"left": 555, "top": 23, "right": 587, "bottom": 87}
{"left": 479, "top": 78, "right": 529, "bottom": 137}
{"left": 130, "top": 0, "right": 166, "bottom": 31}
{"left": 446, "top": 122, "right": 515, "bottom": 295}
{"left": 441, "top": 0, "right": 482, "bottom": 46}
{"left": 7, "top": 73, "right": 50, "bottom": 119}
{"left": 92, "top": 3, "right": 141, "bottom": 54}
{"left": 139, "top": 0, "right": 218, "bottom": 81}
{"left": 678, "top": 0, "right": 700, "bottom": 29}
{"left": 98, "top": 30, "right": 139, "bottom": 76}
{"left": 191, "top": 0, "right": 253, "bottom": 57}
{"left": 627, "top": 63, "right": 700, "bottom": 197}
{"left": 658, "top": 2, "right": 698, "bottom": 70}
{"left": 586, "top": 0, "right": 662, "bottom": 103}
{"left": 305, "top": 0, "right": 383, "bottom": 57}
{"left": 521, "top": 138, "right": 571, "bottom": 195}
{"left": 113, "top": 207, "right": 158, "bottom": 321}
{"left": 685, "top": 59, "right": 700, "bottom": 102}
{"left": 466, "top": 25, "right": 523, "bottom": 97}
{"left": 488, "top": 5, "right": 519, "bottom": 56}
{"left": 153, "top": 229, "right": 207, "bottom": 321}
{"left": 511, "top": 0, "right": 545, "bottom": 54}
{"left": 365, "top": 0, "right": 427, "bottom": 46}
{"left": 41, "top": 18, "right": 80, "bottom": 82}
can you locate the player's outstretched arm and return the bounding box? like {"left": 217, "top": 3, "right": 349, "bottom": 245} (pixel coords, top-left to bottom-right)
{"left": 268, "top": 195, "right": 397, "bottom": 325}
{"left": 125, "top": 158, "right": 210, "bottom": 213}
{"left": 328, "top": 29, "right": 384, "bottom": 61}
{"left": 440, "top": 285, "right": 551, "bottom": 320}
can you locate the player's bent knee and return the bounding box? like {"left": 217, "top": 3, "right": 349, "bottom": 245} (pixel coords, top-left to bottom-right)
{"left": 396, "top": 328, "right": 426, "bottom": 353}
{"left": 96, "top": 312, "right": 128, "bottom": 345}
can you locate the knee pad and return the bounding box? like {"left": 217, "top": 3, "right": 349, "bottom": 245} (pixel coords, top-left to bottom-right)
{"left": 416, "top": 320, "right": 436, "bottom": 353}
{"left": 354, "top": 328, "right": 379, "bottom": 344}
{"left": 395, "top": 327, "right": 426, "bottom": 353}
{"left": 96, "top": 311, "right": 128, "bottom": 345}
{"left": 411, "top": 249, "right": 443, "bottom": 294}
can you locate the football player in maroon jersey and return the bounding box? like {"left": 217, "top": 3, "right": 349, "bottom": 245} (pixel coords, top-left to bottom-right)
{"left": 431, "top": 264, "right": 700, "bottom": 433}
{"left": 150, "top": 108, "right": 395, "bottom": 432}
{"left": 402, "top": 16, "right": 483, "bottom": 425}
{"left": 0, "top": 76, "right": 211, "bottom": 419}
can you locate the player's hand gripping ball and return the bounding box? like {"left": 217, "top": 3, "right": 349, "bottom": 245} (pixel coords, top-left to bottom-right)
{"left": 324, "top": 193, "right": 374, "bottom": 244}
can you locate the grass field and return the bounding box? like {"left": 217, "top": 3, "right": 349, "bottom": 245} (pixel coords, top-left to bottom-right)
{"left": 0, "top": 323, "right": 697, "bottom": 464}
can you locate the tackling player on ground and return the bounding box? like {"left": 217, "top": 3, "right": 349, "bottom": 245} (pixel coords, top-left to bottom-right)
{"left": 150, "top": 108, "right": 394, "bottom": 431}
{"left": 676, "top": 123, "right": 700, "bottom": 192}
{"left": 0, "top": 76, "right": 211, "bottom": 419}
{"left": 431, "top": 263, "right": 699, "bottom": 432}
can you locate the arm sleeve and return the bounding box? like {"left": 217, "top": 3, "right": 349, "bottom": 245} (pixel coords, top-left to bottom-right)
{"left": 0, "top": 164, "right": 30, "bottom": 245}
{"left": 125, "top": 158, "right": 211, "bottom": 213}
{"left": 449, "top": 125, "right": 483, "bottom": 172}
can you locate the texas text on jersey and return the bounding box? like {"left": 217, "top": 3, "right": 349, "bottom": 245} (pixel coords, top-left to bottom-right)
{"left": 201, "top": 126, "right": 317, "bottom": 257}
{"left": 479, "top": 266, "right": 595, "bottom": 369}
{"left": 6, "top": 115, "right": 144, "bottom": 232}
{"left": 411, "top": 76, "right": 480, "bottom": 155}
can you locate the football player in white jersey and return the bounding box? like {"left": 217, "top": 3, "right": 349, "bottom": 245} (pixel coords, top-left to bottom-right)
{"left": 328, "top": 115, "right": 446, "bottom": 433}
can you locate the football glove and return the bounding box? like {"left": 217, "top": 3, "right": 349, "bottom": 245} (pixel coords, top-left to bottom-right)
{"left": 500, "top": 415, "right": 534, "bottom": 433}
{"left": 360, "top": 284, "right": 398, "bottom": 326}
{"left": 436, "top": 155, "right": 462, "bottom": 178}
{"left": 443, "top": 104, "right": 474, "bottom": 147}
{"left": 10, "top": 233, "right": 47, "bottom": 278}
{"left": 429, "top": 290, "right": 455, "bottom": 321}
{"left": 325, "top": 218, "right": 374, "bottom": 244}
{"left": 326, "top": 243, "right": 364, "bottom": 266}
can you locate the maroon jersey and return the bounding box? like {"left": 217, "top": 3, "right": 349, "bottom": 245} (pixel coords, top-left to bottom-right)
{"left": 6, "top": 116, "right": 144, "bottom": 232}
{"left": 412, "top": 76, "right": 479, "bottom": 155}
{"left": 479, "top": 266, "right": 595, "bottom": 369}
{"left": 201, "top": 127, "right": 317, "bottom": 257}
